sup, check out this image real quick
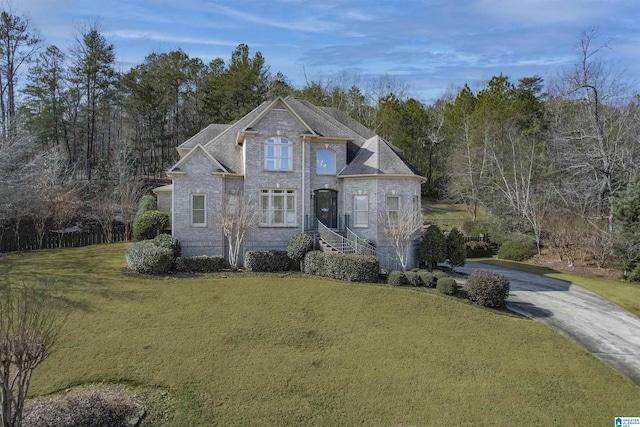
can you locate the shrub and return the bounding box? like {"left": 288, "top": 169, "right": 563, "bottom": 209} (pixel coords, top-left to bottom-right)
{"left": 466, "top": 270, "right": 510, "bottom": 307}
{"left": 304, "top": 251, "right": 379, "bottom": 282}
{"left": 133, "top": 210, "right": 170, "bottom": 241}
{"left": 404, "top": 270, "right": 423, "bottom": 287}
{"left": 175, "top": 256, "right": 228, "bottom": 272}
{"left": 244, "top": 250, "right": 293, "bottom": 272}
{"left": 446, "top": 228, "right": 466, "bottom": 270}
{"left": 498, "top": 240, "right": 536, "bottom": 261}
{"left": 436, "top": 277, "right": 457, "bottom": 295}
{"left": 387, "top": 270, "right": 408, "bottom": 286}
{"left": 420, "top": 225, "right": 446, "bottom": 270}
{"left": 417, "top": 270, "right": 436, "bottom": 287}
{"left": 136, "top": 194, "right": 157, "bottom": 218}
{"left": 465, "top": 240, "right": 491, "bottom": 258}
{"left": 625, "top": 264, "right": 640, "bottom": 282}
{"left": 432, "top": 271, "right": 448, "bottom": 280}
{"left": 152, "top": 234, "right": 181, "bottom": 259}
{"left": 287, "top": 233, "right": 315, "bottom": 269}
{"left": 126, "top": 240, "right": 174, "bottom": 274}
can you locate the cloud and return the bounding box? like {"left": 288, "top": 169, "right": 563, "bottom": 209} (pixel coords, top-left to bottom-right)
{"left": 108, "top": 30, "right": 249, "bottom": 48}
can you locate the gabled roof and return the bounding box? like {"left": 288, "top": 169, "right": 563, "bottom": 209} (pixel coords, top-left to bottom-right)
{"left": 178, "top": 123, "right": 232, "bottom": 150}
{"left": 168, "top": 97, "right": 424, "bottom": 181}
{"left": 339, "top": 136, "right": 424, "bottom": 179}
{"left": 169, "top": 144, "right": 228, "bottom": 175}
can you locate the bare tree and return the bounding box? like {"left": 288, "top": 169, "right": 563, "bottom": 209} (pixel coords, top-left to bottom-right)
{"left": 219, "top": 194, "right": 257, "bottom": 269}
{"left": 548, "top": 28, "right": 639, "bottom": 236}
{"left": 91, "top": 190, "right": 117, "bottom": 243}
{"left": 379, "top": 206, "right": 422, "bottom": 272}
{"left": 0, "top": 285, "right": 67, "bottom": 427}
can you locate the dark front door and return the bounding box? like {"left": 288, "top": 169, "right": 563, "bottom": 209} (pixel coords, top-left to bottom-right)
{"left": 315, "top": 189, "right": 338, "bottom": 229}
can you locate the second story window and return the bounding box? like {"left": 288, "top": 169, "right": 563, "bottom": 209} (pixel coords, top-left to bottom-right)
{"left": 317, "top": 150, "right": 336, "bottom": 175}
{"left": 265, "top": 137, "right": 292, "bottom": 171}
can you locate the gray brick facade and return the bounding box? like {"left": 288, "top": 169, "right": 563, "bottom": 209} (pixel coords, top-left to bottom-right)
{"left": 160, "top": 97, "right": 425, "bottom": 269}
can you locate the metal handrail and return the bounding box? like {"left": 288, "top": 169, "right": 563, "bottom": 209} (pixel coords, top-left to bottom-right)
{"left": 345, "top": 227, "right": 377, "bottom": 256}
{"left": 317, "top": 221, "right": 355, "bottom": 254}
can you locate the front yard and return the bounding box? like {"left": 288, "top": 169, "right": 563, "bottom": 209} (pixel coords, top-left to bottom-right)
{"left": 1, "top": 244, "right": 639, "bottom": 425}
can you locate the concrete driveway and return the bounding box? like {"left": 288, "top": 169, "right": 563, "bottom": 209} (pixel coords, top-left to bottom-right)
{"left": 457, "top": 261, "right": 640, "bottom": 382}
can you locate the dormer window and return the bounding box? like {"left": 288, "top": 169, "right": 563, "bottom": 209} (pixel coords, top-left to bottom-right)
{"left": 265, "top": 137, "right": 292, "bottom": 171}
{"left": 317, "top": 150, "right": 336, "bottom": 175}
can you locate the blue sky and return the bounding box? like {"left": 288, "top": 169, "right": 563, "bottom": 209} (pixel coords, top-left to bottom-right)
{"left": 17, "top": 0, "right": 640, "bottom": 102}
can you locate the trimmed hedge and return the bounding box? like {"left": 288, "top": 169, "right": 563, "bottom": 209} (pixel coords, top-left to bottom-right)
{"left": 497, "top": 240, "right": 536, "bottom": 261}
{"left": 388, "top": 270, "right": 408, "bottom": 286}
{"left": 175, "top": 256, "right": 228, "bottom": 272}
{"left": 126, "top": 240, "right": 174, "bottom": 274}
{"left": 466, "top": 270, "right": 510, "bottom": 307}
{"left": 436, "top": 277, "right": 457, "bottom": 295}
{"left": 244, "top": 250, "right": 294, "bottom": 272}
{"left": 303, "top": 251, "right": 379, "bottom": 282}
{"left": 417, "top": 270, "right": 436, "bottom": 287}
{"left": 133, "top": 210, "right": 170, "bottom": 241}
{"left": 404, "top": 271, "right": 423, "bottom": 287}
{"left": 287, "top": 233, "right": 315, "bottom": 268}
{"left": 152, "top": 234, "right": 181, "bottom": 259}
{"left": 433, "top": 271, "right": 448, "bottom": 280}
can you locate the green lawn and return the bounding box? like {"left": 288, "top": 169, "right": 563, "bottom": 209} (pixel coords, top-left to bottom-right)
{"left": 423, "top": 200, "right": 485, "bottom": 231}
{"left": 2, "top": 244, "right": 639, "bottom": 426}
{"left": 479, "top": 259, "right": 640, "bottom": 318}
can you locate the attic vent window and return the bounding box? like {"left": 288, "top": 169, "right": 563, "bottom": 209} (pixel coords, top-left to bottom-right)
{"left": 265, "top": 137, "right": 292, "bottom": 171}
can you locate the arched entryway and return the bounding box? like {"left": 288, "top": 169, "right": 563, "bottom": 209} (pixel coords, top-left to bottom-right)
{"left": 314, "top": 189, "right": 338, "bottom": 229}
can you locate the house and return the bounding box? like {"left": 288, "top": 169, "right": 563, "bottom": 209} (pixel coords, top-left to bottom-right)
{"left": 154, "top": 96, "right": 425, "bottom": 269}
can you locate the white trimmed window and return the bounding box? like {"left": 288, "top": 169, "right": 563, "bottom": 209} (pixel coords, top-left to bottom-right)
{"left": 353, "top": 195, "right": 368, "bottom": 227}
{"left": 386, "top": 195, "right": 400, "bottom": 226}
{"left": 192, "top": 194, "right": 206, "bottom": 226}
{"left": 265, "top": 137, "right": 292, "bottom": 171}
{"left": 260, "top": 189, "right": 296, "bottom": 226}
{"left": 317, "top": 150, "right": 336, "bottom": 175}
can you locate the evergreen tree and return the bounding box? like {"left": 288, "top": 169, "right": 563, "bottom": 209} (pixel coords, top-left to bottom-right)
{"left": 420, "top": 225, "right": 446, "bottom": 270}
{"left": 446, "top": 228, "right": 466, "bottom": 271}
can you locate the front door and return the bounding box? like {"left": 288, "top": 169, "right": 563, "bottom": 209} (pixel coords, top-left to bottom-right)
{"left": 315, "top": 189, "right": 338, "bottom": 229}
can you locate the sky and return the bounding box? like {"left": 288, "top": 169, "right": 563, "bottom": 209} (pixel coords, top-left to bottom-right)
{"left": 13, "top": 0, "right": 640, "bottom": 102}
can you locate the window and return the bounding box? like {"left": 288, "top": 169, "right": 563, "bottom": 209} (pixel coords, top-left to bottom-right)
{"left": 192, "top": 194, "right": 206, "bottom": 226}
{"left": 317, "top": 150, "right": 336, "bottom": 175}
{"left": 260, "top": 189, "right": 296, "bottom": 226}
{"left": 386, "top": 195, "right": 400, "bottom": 226}
{"left": 353, "top": 195, "right": 368, "bottom": 227}
{"left": 265, "top": 137, "right": 292, "bottom": 171}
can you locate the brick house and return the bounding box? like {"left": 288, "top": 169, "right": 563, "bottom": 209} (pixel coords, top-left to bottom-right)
{"left": 154, "top": 96, "right": 425, "bottom": 269}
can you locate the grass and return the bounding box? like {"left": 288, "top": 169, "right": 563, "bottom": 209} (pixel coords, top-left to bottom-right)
{"left": 423, "top": 199, "right": 486, "bottom": 231}
{"left": 478, "top": 259, "right": 640, "bottom": 318}
{"left": 2, "top": 244, "right": 640, "bottom": 426}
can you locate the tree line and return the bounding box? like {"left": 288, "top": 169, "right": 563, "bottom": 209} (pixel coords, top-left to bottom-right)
{"left": 1, "top": 6, "right": 638, "bottom": 278}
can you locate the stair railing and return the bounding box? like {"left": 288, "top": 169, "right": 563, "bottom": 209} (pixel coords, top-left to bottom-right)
{"left": 317, "top": 221, "right": 355, "bottom": 254}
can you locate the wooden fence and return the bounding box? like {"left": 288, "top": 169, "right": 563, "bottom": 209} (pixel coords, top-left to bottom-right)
{"left": 0, "top": 225, "right": 127, "bottom": 253}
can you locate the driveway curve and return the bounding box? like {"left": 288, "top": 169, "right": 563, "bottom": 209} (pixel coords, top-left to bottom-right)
{"left": 457, "top": 261, "right": 640, "bottom": 382}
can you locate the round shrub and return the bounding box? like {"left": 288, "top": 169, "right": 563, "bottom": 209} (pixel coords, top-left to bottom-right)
{"left": 136, "top": 194, "right": 157, "bottom": 218}
{"left": 287, "top": 233, "right": 315, "bottom": 268}
{"left": 417, "top": 270, "right": 436, "bottom": 287}
{"left": 497, "top": 240, "right": 536, "bottom": 261}
{"left": 432, "top": 271, "right": 448, "bottom": 280}
{"left": 152, "top": 234, "right": 181, "bottom": 259}
{"left": 436, "top": 277, "right": 457, "bottom": 295}
{"left": 466, "top": 270, "right": 510, "bottom": 307}
{"left": 126, "top": 240, "right": 174, "bottom": 274}
{"left": 133, "top": 210, "right": 170, "bottom": 241}
{"left": 404, "top": 271, "right": 423, "bottom": 287}
{"left": 387, "top": 270, "right": 408, "bottom": 286}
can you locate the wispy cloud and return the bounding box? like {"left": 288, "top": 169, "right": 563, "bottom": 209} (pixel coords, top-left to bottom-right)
{"left": 108, "top": 30, "right": 250, "bottom": 48}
